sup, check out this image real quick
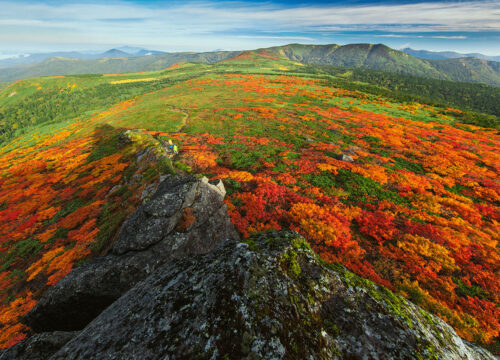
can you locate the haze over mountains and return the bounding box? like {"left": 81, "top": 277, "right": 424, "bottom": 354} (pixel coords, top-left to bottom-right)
{"left": 0, "top": 46, "right": 166, "bottom": 68}
{"left": 1, "top": 43, "right": 500, "bottom": 87}
{"left": 402, "top": 48, "right": 500, "bottom": 62}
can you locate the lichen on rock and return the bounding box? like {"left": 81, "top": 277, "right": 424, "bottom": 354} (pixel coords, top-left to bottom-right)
{"left": 25, "top": 231, "right": 496, "bottom": 360}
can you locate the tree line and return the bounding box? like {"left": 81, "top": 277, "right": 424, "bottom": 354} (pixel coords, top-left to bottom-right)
{"left": 294, "top": 65, "right": 500, "bottom": 129}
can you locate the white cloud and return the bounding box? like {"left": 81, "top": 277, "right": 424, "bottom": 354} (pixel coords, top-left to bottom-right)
{"left": 0, "top": 0, "right": 497, "bottom": 51}
{"left": 235, "top": 35, "right": 314, "bottom": 41}
{"left": 378, "top": 34, "right": 467, "bottom": 39}
{"left": 431, "top": 36, "right": 467, "bottom": 39}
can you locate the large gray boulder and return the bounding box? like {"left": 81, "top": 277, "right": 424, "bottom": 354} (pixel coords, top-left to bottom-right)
{"left": 23, "top": 175, "right": 238, "bottom": 333}
{"left": 46, "top": 231, "right": 494, "bottom": 360}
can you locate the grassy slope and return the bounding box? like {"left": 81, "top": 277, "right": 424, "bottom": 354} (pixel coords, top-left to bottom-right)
{"left": 290, "top": 65, "right": 500, "bottom": 125}
{"left": 0, "top": 55, "right": 498, "bottom": 351}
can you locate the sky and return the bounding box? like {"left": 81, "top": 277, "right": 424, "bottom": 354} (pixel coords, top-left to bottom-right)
{"left": 0, "top": 0, "right": 499, "bottom": 57}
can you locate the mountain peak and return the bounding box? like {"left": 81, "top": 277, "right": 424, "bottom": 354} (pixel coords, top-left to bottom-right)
{"left": 100, "top": 49, "right": 130, "bottom": 58}
{"left": 115, "top": 46, "right": 145, "bottom": 54}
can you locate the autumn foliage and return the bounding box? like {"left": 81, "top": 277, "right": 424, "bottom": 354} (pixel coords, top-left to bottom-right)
{"left": 0, "top": 114, "right": 167, "bottom": 348}
{"left": 171, "top": 74, "right": 499, "bottom": 346}
{"left": 0, "top": 67, "right": 499, "bottom": 350}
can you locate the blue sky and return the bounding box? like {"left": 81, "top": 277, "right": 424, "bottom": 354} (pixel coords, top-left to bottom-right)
{"left": 0, "top": 0, "right": 499, "bottom": 56}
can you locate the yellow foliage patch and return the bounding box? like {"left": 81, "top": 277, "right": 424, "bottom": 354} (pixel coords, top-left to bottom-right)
{"left": 110, "top": 78, "right": 158, "bottom": 84}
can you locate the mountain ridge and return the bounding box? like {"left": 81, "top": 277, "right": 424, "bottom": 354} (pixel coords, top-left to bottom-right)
{"left": 262, "top": 43, "right": 500, "bottom": 85}
{"left": 0, "top": 47, "right": 166, "bottom": 68}
{"left": 402, "top": 47, "right": 500, "bottom": 62}
{"left": 1, "top": 43, "right": 500, "bottom": 87}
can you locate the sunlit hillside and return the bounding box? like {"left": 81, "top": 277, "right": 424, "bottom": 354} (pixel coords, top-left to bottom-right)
{"left": 0, "top": 53, "right": 498, "bottom": 351}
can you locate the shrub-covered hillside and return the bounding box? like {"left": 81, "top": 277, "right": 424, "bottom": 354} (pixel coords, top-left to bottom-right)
{"left": 0, "top": 53, "right": 498, "bottom": 352}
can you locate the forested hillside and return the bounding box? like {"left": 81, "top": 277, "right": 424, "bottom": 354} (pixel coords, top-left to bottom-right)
{"left": 297, "top": 65, "right": 500, "bottom": 128}
{"left": 269, "top": 44, "right": 500, "bottom": 86}
{"left": 427, "top": 57, "right": 500, "bottom": 86}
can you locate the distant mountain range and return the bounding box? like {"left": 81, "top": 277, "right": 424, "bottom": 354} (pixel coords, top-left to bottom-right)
{"left": 0, "top": 50, "right": 239, "bottom": 83}
{"left": 1, "top": 43, "right": 500, "bottom": 87}
{"left": 0, "top": 46, "right": 165, "bottom": 68}
{"left": 402, "top": 48, "right": 500, "bottom": 62}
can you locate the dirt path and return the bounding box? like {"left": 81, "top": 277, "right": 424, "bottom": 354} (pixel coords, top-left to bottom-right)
{"left": 159, "top": 106, "right": 190, "bottom": 163}
{"left": 169, "top": 106, "right": 190, "bottom": 133}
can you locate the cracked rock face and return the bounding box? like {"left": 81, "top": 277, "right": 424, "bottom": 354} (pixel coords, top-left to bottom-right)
{"left": 18, "top": 231, "right": 495, "bottom": 360}
{"left": 23, "top": 175, "right": 239, "bottom": 333}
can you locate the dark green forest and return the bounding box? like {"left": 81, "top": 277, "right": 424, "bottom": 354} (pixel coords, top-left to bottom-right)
{"left": 0, "top": 76, "right": 196, "bottom": 143}
{"left": 293, "top": 65, "right": 499, "bottom": 129}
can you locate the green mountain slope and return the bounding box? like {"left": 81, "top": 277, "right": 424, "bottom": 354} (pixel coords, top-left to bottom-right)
{"left": 427, "top": 57, "right": 500, "bottom": 86}
{"left": 1, "top": 43, "right": 500, "bottom": 87}
{"left": 268, "top": 43, "right": 439, "bottom": 77}
{"left": 403, "top": 47, "right": 500, "bottom": 62}
{"left": 267, "top": 43, "right": 500, "bottom": 86}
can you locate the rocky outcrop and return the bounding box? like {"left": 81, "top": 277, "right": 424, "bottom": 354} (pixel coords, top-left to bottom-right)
{"left": 45, "top": 231, "right": 494, "bottom": 360}
{"left": 338, "top": 154, "right": 354, "bottom": 162}
{"left": 23, "top": 175, "right": 238, "bottom": 333}
{"left": 10, "top": 176, "right": 495, "bottom": 359}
